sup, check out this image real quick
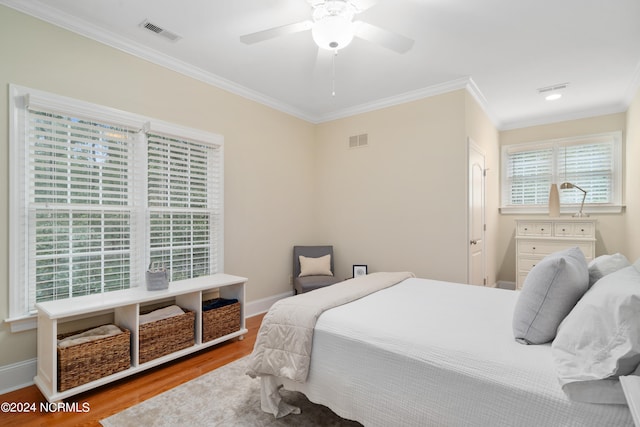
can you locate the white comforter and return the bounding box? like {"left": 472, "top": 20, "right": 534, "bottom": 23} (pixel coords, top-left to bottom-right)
{"left": 277, "top": 278, "right": 633, "bottom": 426}
{"left": 246, "top": 271, "right": 414, "bottom": 383}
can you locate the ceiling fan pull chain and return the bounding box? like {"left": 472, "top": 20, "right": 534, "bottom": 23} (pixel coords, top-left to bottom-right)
{"left": 332, "top": 49, "right": 338, "bottom": 97}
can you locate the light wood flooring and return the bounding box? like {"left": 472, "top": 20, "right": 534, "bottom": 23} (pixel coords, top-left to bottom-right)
{"left": 0, "top": 313, "right": 265, "bottom": 427}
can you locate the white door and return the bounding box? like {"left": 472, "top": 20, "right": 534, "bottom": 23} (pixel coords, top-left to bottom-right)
{"left": 468, "top": 139, "right": 486, "bottom": 286}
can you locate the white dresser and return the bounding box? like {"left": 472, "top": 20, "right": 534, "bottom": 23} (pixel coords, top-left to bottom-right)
{"left": 515, "top": 218, "right": 596, "bottom": 290}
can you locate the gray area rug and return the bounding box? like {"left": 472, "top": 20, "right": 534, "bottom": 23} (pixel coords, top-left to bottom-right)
{"left": 101, "top": 356, "right": 362, "bottom": 426}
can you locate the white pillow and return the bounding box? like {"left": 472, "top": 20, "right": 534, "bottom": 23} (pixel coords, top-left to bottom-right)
{"left": 298, "top": 254, "right": 333, "bottom": 277}
{"left": 588, "top": 253, "right": 630, "bottom": 288}
{"left": 552, "top": 265, "right": 640, "bottom": 404}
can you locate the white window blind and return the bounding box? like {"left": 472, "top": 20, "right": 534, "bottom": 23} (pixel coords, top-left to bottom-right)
{"left": 558, "top": 142, "right": 614, "bottom": 204}
{"left": 27, "top": 109, "right": 137, "bottom": 305}
{"left": 505, "top": 146, "right": 553, "bottom": 206}
{"left": 9, "top": 85, "right": 224, "bottom": 321}
{"left": 147, "top": 132, "right": 222, "bottom": 281}
{"left": 501, "top": 132, "right": 622, "bottom": 213}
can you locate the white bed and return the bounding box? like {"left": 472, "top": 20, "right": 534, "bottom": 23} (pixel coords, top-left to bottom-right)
{"left": 267, "top": 277, "right": 633, "bottom": 426}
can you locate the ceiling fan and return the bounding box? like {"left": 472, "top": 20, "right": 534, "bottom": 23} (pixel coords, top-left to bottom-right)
{"left": 240, "top": 0, "right": 414, "bottom": 53}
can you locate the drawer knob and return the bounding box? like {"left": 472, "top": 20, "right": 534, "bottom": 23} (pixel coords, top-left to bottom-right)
{"left": 532, "top": 247, "right": 536, "bottom": 250}
{"left": 581, "top": 228, "right": 585, "bottom": 232}
{"left": 562, "top": 228, "right": 566, "bottom": 231}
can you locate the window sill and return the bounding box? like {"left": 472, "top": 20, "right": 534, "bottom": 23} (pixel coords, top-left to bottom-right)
{"left": 500, "top": 205, "right": 625, "bottom": 215}
{"left": 4, "top": 314, "right": 37, "bottom": 332}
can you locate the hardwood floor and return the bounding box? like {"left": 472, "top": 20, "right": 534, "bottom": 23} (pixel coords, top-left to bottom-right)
{"left": 0, "top": 313, "right": 265, "bottom": 427}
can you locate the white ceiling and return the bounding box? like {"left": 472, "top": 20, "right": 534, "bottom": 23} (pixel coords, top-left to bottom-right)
{"left": 3, "top": 0, "right": 640, "bottom": 129}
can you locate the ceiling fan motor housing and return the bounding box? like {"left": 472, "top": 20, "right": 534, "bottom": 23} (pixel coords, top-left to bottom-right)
{"left": 311, "top": 0, "right": 358, "bottom": 50}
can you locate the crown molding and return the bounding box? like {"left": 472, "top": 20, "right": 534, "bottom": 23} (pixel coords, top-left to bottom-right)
{"left": 465, "top": 78, "right": 501, "bottom": 129}
{"left": 315, "top": 77, "right": 473, "bottom": 123}
{"left": 501, "top": 60, "right": 640, "bottom": 131}
{"left": 0, "top": 0, "right": 318, "bottom": 123}
{"left": 499, "top": 102, "right": 629, "bottom": 131}
{"left": 0, "top": 1, "right": 501, "bottom": 126}
{"left": 4, "top": 0, "right": 631, "bottom": 130}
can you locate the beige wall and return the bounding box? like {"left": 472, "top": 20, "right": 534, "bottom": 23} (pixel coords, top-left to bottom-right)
{"left": 1, "top": 4, "right": 634, "bottom": 377}
{"left": 625, "top": 87, "right": 640, "bottom": 261}
{"left": 497, "top": 113, "right": 629, "bottom": 282}
{"left": 313, "top": 90, "right": 500, "bottom": 284}
{"left": 0, "top": 7, "right": 318, "bottom": 366}
{"left": 0, "top": 6, "right": 504, "bottom": 369}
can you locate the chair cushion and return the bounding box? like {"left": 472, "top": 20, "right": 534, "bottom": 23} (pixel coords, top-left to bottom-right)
{"left": 294, "top": 276, "right": 341, "bottom": 294}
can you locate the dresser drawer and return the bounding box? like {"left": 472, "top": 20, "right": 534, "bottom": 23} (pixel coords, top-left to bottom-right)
{"left": 553, "top": 222, "right": 595, "bottom": 238}
{"left": 515, "top": 219, "right": 596, "bottom": 291}
{"left": 517, "top": 222, "right": 552, "bottom": 237}
{"left": 517, "top": 240, "right": 594, "bottom": 258}
{"left": 518, "top": 257, "right": 542, "bottom": 272}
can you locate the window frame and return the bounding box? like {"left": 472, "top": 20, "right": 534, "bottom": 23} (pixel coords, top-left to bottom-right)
{"left": 7, "top": 85, "right": 224, "bottom": 331}
{"left": 500, "top": 132, "right": 623, "bottom": 215}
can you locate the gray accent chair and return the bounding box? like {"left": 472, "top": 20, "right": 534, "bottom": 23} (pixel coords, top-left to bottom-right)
{"left": 293, "top": 245, "right": 341, "bottom": 294}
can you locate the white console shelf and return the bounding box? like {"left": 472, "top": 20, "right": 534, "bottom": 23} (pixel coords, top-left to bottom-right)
{"left": 34, "top": 273, "right": 248, "bottom": 402}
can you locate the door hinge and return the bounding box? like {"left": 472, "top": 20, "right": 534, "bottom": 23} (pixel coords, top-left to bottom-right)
{"left": 484, "top": 224, "right": 486, "bottom": 231}
{"left": 483, "top": 278, "right": 487, "bottom": 286}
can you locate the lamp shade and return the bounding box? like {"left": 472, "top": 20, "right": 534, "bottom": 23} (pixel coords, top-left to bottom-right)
{"left": 312, "top": 15, "right": 355, "bottom": 50}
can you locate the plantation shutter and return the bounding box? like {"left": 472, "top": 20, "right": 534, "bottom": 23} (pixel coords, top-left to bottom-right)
{"left": 27, "top": 108, "right": 137, "bottom": 309}
{"left": 10, "top": 86, "right": 226, "bottom": 321}
{"left": 505, "top": 146, "right": 553, "bottom": 206}
{"left": 557, "top": 142, "right": 614, "bottom": 204}
{"left": 502, "top": 133, "right": 619, "bottom": 211}
{"left": 147, "top": 132, "right": 222, "bottom": 281}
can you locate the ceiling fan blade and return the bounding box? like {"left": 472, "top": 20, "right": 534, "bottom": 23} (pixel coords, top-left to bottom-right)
{"left": 354, "top": 21, "right": 414, "bottom": 53}
{"left": 240, "top": 20, "right": 313, "bottom": 45}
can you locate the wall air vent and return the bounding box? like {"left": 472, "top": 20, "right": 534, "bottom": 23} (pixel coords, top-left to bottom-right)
{"left": 139, "top": 20, "right": 182, "bottom": 42}
{"left": 349, "top": 133, "right": 369, "bottom": 149}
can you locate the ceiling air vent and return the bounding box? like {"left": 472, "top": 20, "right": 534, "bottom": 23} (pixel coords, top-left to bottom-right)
{"left": 349, "top": 133, "right": 368, "bottom": 149}
{"left": 537, "top": 82, "right": 569, "bottom": 94}
{"left": 139, "top": 20, "right": 182, "bottom": 42}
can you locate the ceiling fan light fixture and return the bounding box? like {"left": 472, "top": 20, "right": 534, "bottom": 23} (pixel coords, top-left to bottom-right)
{"left": 312, "top": 14, "right": 356, "bottom": 50}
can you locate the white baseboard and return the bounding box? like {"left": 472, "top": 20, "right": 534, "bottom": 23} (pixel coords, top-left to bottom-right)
{"left": 0, "top": 358, "right": 36, "bottom": 395}
{"left": 245, "top": 290, "right": 292, "bottom": 318}
{"left": 496, "top": 280, "right": 516, "bottom": 290}
{"left": 0, "top": 291, "right": 291, "bottom": 396}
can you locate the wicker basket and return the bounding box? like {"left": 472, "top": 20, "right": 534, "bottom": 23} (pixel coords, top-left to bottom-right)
{"left": 57, "top": 325, "right": 131, "bottom": 392}
{"left": 202, "top": 300, "right": 241, "bottom": 343}
{"left": 139, "top": 308, "right": 195, "bottom": 364}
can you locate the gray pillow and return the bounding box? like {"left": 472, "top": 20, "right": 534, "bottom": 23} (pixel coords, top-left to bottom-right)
{"left": 512, "top": 247, "right": 588, "bottom": 345}
{"left": 587, "top": 253, "right": 630, "bottom": 288}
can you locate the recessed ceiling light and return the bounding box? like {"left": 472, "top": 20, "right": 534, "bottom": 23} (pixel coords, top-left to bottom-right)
{"left": 537, "top": 82, "right": 569, "bottom": 101}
